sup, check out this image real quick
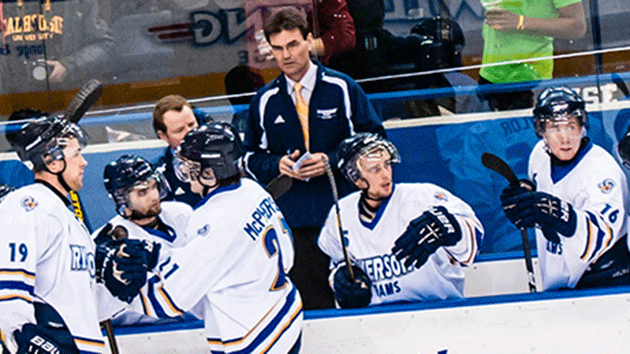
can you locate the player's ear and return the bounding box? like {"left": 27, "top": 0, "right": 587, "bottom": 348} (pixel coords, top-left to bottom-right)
{"left": 46, "top": 158, "right": 64, "bottom": 174}
{"left": 355, "top": 178, "right": 368, "bottom": 190}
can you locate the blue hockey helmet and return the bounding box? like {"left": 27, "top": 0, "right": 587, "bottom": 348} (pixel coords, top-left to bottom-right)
{"left": 10, "top": 115, "right": 87, "bottom": 172}
{"left": 337, "top": 133, "right": 400, "bottom": 184}
{"left": 175, "top": 122, "right": 243, "bottom": 183}
{"left": 533, "top": 86, "right": 587, "bottom": 138}
{"left": 103, "top": 154, "right": 169, "bottom": 216}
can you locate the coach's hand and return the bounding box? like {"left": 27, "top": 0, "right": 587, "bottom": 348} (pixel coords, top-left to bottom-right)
{"left": 392, "top": 206, "right": 462, "bottom": 269}
{"left": 96, "top": 239, "right": 161, "bottom": 303}
{"left": 332, "top": 263, "right": 372, "bottom": 308}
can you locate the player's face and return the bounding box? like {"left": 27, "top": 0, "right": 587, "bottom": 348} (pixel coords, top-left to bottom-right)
{"left": 542, "top": 116, "right": 583, "bottom": 161}
{"left": 269, "top": 29, "right": 313, "bottom": 82}
{"left": 61, "top": 138, "right": 88, "bottom": 192}
{"left": 126, "top": 179, "right": 162, "bottom": 218}
{"left": 159, "top": 105, "right": 198, "bottom": 149}
{"left": 357, "top": 148, "right": 394, "bottom": 199}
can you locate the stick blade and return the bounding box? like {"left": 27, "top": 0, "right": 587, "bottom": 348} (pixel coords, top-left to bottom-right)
{"left": 481, "top": 152, "right": 519, "bottom": 185}
{"left": 64, "top": 79, "right": 104, "bottom": 123}
{"left": 266, "top": 174, "right": 293, "bottom": 200}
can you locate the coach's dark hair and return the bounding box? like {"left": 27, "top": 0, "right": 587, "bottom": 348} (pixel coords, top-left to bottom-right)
{"left": 152, "top": 94, "right": 191, "bottom": 135}
{"left": 264, "top": 8, "right": 309, "bottom": 42}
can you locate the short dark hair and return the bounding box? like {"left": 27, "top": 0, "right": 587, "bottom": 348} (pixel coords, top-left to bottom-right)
{"left": 152, "top": 94, "right": 191, "bottom": 135}
{"left": 264, "top": 8, "right": 309, "bottom": 42}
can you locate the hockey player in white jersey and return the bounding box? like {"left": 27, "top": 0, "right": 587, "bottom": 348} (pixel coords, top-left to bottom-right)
{"left": 106, "top": 123, "right": 303, "bottom": 353}
{"left": 0, "top": 115, "right": 129, "bottom": 354}
{"left": 317, "top": 133, "right": 483, "bottom": 308}
{"left": 94, "top": 154, "right": 195, "bottom": 326}
{"left": 501, "top": 86, "right": 630, "bottom": 291}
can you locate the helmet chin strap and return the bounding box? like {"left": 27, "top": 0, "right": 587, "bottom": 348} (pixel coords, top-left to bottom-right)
{"left": 47, "top": 159, "right": 73, "bottom": 195}
{"left": 359, "top": 178, "right": 386, "bottom": 202}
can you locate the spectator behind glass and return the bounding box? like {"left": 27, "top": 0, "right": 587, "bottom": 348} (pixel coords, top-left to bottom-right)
{"left": 0, "top": 0, "right": 114, "bottom": 94}
{"left": 152, "top": 94, "right": 211, "bottom": 207}
{"left": 478, "top": 0, "right": 586, "bottom": 111}
{"left": 244, "top": 8, "right": 384, "bottom": 310}
{"left": 255, "top": 0, "right": 356, "bottom": 65}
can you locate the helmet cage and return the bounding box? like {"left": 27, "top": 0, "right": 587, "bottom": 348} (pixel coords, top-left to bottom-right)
{"left": 109, "top": 171, "right": 168, "bottom": 217}
{"left": 340, "top": 136, "right": 400, "bottom": 185}
{"left": 533, "top": 87, "right": 587, "bottom": 138}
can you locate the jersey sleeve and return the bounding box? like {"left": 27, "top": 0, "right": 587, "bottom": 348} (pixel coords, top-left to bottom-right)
{"left": 556, "top": 167, "right": 627, "bottom": 286}
{"left": 0, "top": 199, "right": 59, "bottom": 348}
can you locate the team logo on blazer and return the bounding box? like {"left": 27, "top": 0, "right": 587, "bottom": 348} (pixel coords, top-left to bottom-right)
{"left": 316, "top": 108, "right": 337, "bottom": 120}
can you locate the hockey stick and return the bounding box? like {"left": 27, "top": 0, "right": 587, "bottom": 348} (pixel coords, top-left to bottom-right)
{"left": 481, "top": 152, "right": 537, "bottom": 293}
{"left": 266, "top": 174, "right": 293, "bottom": 200}
{"left": 321, "top": 156, "right": 355, "bottom": 279}
{"left": 62, "top": 79, "right": 121, "bottom": 353}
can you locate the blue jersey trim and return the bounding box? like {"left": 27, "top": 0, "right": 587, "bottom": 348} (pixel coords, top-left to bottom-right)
{"left": 147, "top": 275, "right": 167, "bottom": 318}
{"left": 550, "top": 139, "right": 593, "bottom": 183}
{"left": 0, "top": 280, "right": 34, "bottom": 294}
{"left": 206, "top": 285, "right": 299, "bottom": 353}
{"left": 358, "top": 184, "right": 395, "bottom": 230}
{"left": 196, "top": 181, "right": 242, "bottom": 209}
{"left": 144, "top": 218, "right": 177, "bottom": 243}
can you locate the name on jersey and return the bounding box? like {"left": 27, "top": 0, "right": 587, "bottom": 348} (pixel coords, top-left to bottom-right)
{"left": 243, "top": 197, "right": 281, "bottom": 241}
{"left": 69, "top": 244, "right": 95, "bottom": 278}
{"left": 360, "top": 254, "right": 414, "bottom": 298}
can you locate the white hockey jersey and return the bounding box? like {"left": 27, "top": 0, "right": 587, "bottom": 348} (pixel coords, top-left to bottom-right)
{"left": 139, "top": 178, "right": 302, "bottom": 353}
{"left": 318, "top": 183, "right": 483, "bottom": 305}
{"left": 94, "top": 201, "right": 194, "bottom": 324}
{"left": 0, "top": 183, "right": 105, "bottom": 353}
{"left": 529, "top": 140, "right": 629, "bottom": 290}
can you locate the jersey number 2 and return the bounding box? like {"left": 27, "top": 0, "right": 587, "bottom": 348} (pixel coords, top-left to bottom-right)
{"left": 263, "top": 217, "right": 292, "bottom": 291}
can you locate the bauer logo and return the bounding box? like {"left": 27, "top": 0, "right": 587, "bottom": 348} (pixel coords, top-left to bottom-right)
{"left": 20, "top": 196, "right": 38, "bottom": 212}
{"left": 598, "top": 179, "right": 615, "bottom": 194}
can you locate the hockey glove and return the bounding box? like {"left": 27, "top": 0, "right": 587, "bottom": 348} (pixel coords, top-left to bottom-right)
{"left": 332, "top": 263, "right": 372, "bottom": 309}
{"left": 95, "top": 239, "right": 161, "bottom": 303}
{"left": 501, "top": 179, "right": 536, "bottom": 228}
{"left": 14, "top": 323, "right": 77, "bottom": 354}
{"left": 93, "top": 223, "right": 129, "bottom": 244}
{"left": 392, "top": 206, "right": 462, "bottom": 269}
{"left": 501, "top": 191, "right": 577, "bottom": 243}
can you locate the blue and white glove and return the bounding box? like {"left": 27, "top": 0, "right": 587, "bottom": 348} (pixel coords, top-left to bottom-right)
{"left": 332, "top": 263, "right": 372, "bottom": 309}
{"left": 392, "top": 206, "right": 462, "bottom": 269}
{"left": 501, "top": 190, "right": 577, "bottom": 243}
{"left": 14, "top": 323, "right": 76, "bottom": 354}
{"left": 95, "top": 239, "right": 161, "bottom": 303}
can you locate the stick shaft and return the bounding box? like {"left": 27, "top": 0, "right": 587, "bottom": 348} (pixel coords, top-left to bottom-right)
{"left": 322, "top": 157, "right": 354, "bottom": 279}
{"left": 481, "top": 152, "right": 537, "bottom": 292}
{"left": 101, "top": 320, "right": 120, "bottom": 354}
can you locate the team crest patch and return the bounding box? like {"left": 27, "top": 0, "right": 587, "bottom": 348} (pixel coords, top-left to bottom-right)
{"left": 197, "top": 224, "right": 210, "bottom": 236}
{"left": 434, "top": 192, "right": 448, "bottom": 202}
{"left": 21, "top": 196, "right": 38, "bottom": 211}
{"left": 316, "top": 108, "right": 337, "bottom": 120}
{"left": 598, "top": 179, "right": 615, "bottom": 194}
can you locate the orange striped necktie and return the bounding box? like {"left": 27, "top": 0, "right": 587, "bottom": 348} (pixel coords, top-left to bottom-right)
{"left": 294, "top": 82, "right": 309, "bottom": 151}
